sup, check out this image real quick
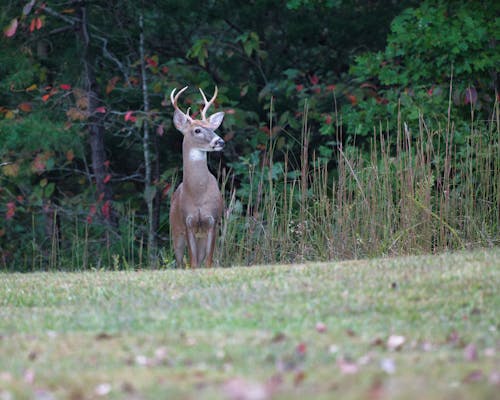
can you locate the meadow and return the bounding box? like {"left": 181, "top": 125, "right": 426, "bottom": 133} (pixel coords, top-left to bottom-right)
{"left": 1, "top": 248, "right": 498, "bottom": 399}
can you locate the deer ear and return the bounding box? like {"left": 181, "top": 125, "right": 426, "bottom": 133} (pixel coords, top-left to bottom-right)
{"left": 173, "top": 109, "right": 189, "bottom": 132}
{"left": 208, "top": 112, "right": 225, "bottom": 130}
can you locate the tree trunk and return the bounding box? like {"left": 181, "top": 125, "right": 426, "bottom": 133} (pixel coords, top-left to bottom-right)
{"left": 77, "top": 2, "right": 114, "bottom": 223}
{"left": 139, "top": 13, "right": 157, "bottom": 265}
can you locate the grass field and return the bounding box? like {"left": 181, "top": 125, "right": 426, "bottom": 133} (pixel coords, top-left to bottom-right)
{"left": 1, "top": 248, "right": 499, "bottom": 399}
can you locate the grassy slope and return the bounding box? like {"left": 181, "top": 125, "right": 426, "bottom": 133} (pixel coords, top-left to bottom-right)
{"left": 0, "top": 249, "right": 499, "bottom": 399}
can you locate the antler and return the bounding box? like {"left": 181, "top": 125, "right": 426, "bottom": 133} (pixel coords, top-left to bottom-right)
{"left": 170, "top": 86, "right": 193, "bottom": 121}
{"left": 199, "top": 86, "right": 218, "bottom": 122}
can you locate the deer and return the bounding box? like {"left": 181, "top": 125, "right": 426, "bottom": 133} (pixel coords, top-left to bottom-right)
{"left": 169, "top": 86, "right": 225, "bottom": 268}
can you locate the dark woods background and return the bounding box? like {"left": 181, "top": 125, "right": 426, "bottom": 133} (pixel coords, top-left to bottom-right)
{"left": 1, "top": 1, "right": 498, "bottom": 269}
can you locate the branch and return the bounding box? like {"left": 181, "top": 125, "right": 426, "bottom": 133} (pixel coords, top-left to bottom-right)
{"left": 42, "top": 5, "right": 79, "bottom": 26}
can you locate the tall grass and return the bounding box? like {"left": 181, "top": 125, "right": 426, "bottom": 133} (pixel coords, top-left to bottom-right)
{"left": 4, "top": 100, "right": 498, "bottom": 270}
{"left": 217, "top": 100, "right": 499, "bottom": 266}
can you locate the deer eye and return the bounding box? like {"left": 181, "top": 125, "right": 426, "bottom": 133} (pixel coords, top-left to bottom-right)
{"left": 194, "top": 128, "right": 202, "bottom": 134}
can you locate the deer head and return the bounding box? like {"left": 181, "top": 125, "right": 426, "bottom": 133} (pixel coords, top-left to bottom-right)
{"left": 170, "top": 86, "right": 225, "bottom": 153}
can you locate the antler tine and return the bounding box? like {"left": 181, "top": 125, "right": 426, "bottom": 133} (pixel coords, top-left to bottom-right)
{"left": 199, "top": 86, "right": 218, "bottom": 121}
{"left": 170, "top": 86, "right": 190, "bottom": 116}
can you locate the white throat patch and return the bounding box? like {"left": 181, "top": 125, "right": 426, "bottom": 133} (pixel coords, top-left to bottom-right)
{"left": 189, "top": 149, "right": 207, "bottom": 162}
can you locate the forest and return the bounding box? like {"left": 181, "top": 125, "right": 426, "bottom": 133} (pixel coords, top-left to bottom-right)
{"left": 1, "top": 0, "right": 499, "bottom": 269}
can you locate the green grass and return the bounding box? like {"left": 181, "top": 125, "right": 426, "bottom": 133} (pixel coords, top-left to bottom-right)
{"left": 1, "top": 248, "right": 499, "bottom": 399}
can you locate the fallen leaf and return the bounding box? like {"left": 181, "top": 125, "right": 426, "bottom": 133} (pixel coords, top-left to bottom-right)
{"left": 296, "top": 342, "right": 307, "bottom": 356}
{"left": 464, "top": 343, "right": 478, "bottom": 362}
{"left": 223, "top": 378, "right": 270, "bottom": 400}
{"left": 463, "top": 370, "right": 484, "bottom": 383}
{"left": 387, "top": 335, "right": 405, "bottom": 351}
{"left": 23, "top": 369, "right": 35, "bottom": 384}
{"left": 380, "top": 358, "right": 396, "bottom": 374}
{"left": 95, "top": 383, "right": 112, "bottom": 396}
{"left": 293, "top": 370, "right": 306, "bottom": 386}
{"left": 489, "top": 371, "right": 500, "bottom": 386}
{"left": 315, "top": 322, "right": 327, "bottom": 333}
{"left": 337, "top": 357, "right": 359, "bottom": 375}
{"left": 95, "top": 332, "right": 113, "bottom": 340}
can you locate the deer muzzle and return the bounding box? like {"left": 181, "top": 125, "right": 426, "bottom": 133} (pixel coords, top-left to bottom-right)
{"left": 210, "top": 136, "right": 225, "bottom": 151}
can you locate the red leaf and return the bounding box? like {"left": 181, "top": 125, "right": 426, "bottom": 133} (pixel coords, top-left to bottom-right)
{"left": 35, "top": 17, "right": 43, "bottom": 30}
{"left": 60, "top": 84, "right": 71, "bottom": 91}
{"left": 296, "top": 84, "right": 304, "bottom": 92}
{"left": 101, "top": 200, "right": 111, "bottom": 220}
{"left": 346, "top": 94, "right": 358, "bottom": 106}
{"left": 103, "top": 160, "right": 110, "bottom": 168}
{"left": 161, "top": 183, "right": 171, "bottom": 199}
{"left": 465, "top": 87, "right": 477, "bottom": 105}
{"left": 95, "top": 106, "right": 106, "bottom": 114}
{"left": 18, "top": 102, "right": 33, "bottom": 112}
{"left": 124, "top": 111, "right": 137, "bottom": 122}
{"left": 309, "top": 74, "right": 319, "bottom": 85}
{"left": 326, "top": 84, "right": 336, "bottom": 92}
{"left": 29, "top": 18, "right": 36, "bottom": 33}
{"left": 5, "top": 202, "right": 16, "bottom": 220}
{"left": 146, "top": 57, "right": 158, "bottom": 68}
{"left": 41, "top": 94, "right": 50, "bottom": 102}
{"left": 103, "top": 174, "right": 111, "bottom": 184}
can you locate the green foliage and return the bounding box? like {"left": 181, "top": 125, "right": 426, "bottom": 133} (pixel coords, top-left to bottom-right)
{"left": 343, "top": 0, "right": 499, "bottom": 137}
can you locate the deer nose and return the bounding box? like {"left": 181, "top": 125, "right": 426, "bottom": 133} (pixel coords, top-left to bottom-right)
{"left": 212, "top": 138, "right": 225, "bottom": 149}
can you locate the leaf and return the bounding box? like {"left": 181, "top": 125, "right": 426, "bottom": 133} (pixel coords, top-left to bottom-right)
{"left": 380, "top": 358, "right": 396, "bottom": 374}
{"left": 66, "top": 149, "right": 75, "bottom": 162}
{"left": 2, "top": 163, "right": 19, "bottom": 177}
{"left": 124, "top": 111, "right": 136, "bottom": 122}
{"left": 464, "top": 343, "right": 478, "bottom": 362}
{"left": 223, "top": 378, "right": 270, "bottom": 400}
{"left": 18, "top": 102, "right": 32, "bottom": 112}
{"left": 35, "top": 17, "right": 43, "bottom": 30}
{"left": 60, "top": 83, "right": 71, "bottom": 91}
{"left": 29, "top": 18, "right": 36, "bottom": 33}
{"left": 5, "top": 202, "right": 16, "bottom": 220}
{"left": 23, "top": 0, "right": 36, "bottom": 15}
{"left": 41, "top": 94, "right": 50, "bottom": 102}
{"left": 387, "top": 335, "right": 405, "bottom": 351}
{"left": 95, "top": 106, "right": 106, "bottom": 114}
{"left": 106, "top": 76, "right": 120, "bottom": 94}
{"left": 337, "top": 357, "right": 359, "bottom": 374}
{"left": 25, "top": 84, "right": 37, "bottom": 92}
{"left": 4, "top": 18, "right": 18, "bottom": 38}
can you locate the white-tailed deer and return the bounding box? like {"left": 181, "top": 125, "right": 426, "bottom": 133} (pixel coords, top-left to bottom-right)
{"left": 169, "top": 86, "right": 225, "bottom": 268}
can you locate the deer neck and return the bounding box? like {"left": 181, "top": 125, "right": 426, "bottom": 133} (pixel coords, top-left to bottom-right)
{"left": 182, "top": 142, "right": 211, "bottom": 195}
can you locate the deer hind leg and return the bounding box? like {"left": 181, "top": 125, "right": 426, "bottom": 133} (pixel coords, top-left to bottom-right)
{"left": 173, "top": 234, "right": 186, "bottom": 268}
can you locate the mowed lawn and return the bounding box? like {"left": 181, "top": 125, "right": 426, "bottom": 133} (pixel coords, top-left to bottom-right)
{"left": 0, "top": 249, "right": 499, "bottom": 399}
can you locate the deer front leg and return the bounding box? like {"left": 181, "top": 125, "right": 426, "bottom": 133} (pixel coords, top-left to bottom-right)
{"left": 205, "top": 216, "right": 217, "bottom": 267}
{"left": 185, "top": 215, "right": 200, "bottom": 268}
